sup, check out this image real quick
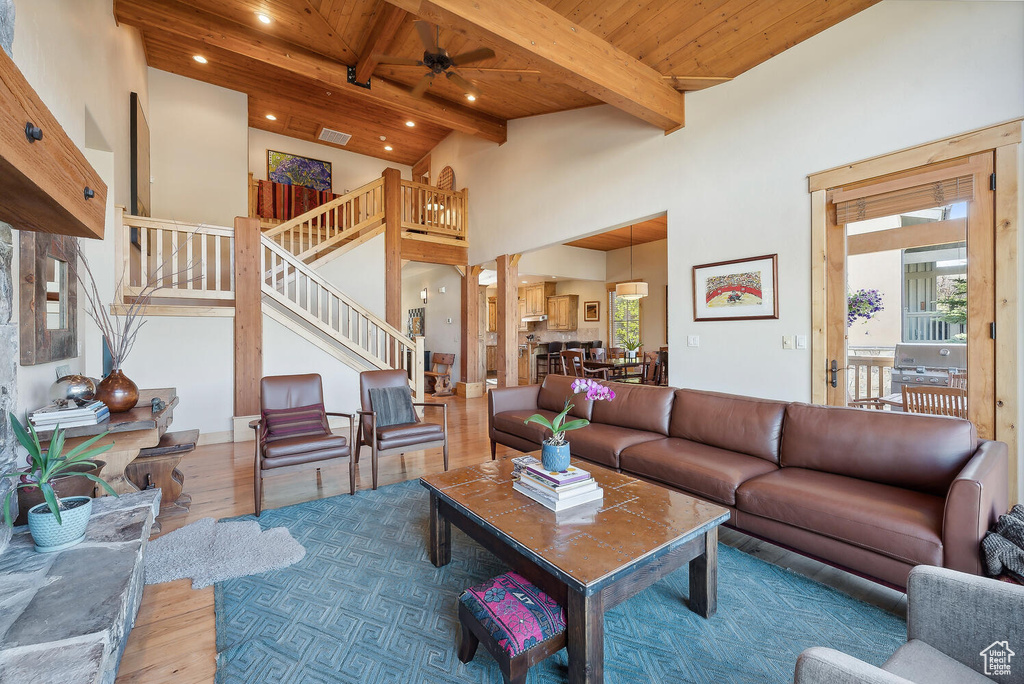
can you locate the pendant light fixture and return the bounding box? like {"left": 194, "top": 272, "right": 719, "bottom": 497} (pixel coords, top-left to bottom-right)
{"left": 615, "top": 225, "right": 649, "bottom": 300}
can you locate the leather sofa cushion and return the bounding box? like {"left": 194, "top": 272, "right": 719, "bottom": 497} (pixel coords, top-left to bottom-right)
{"left": 620, "top": 438, "right": 778, "bottom": 506}
{"left": 538, "top": 374, "right": 593, "bottom": 420}
{"left": 492, "top": 409, "right": 558, "bottom": 445}
{"left": 781, "top": 403, "right": 978, "bottom": 497}
{"left": 263, "top": 433, "right": 350, "bottom": 468}
{"left": 669, "top": 390, "right": 786, "bottom": 463}
{"left": 377, "top": 421, "right": 444, "bottom": 449}
{"left": 736, "top": 468, "right": 945, "bottom": 566}
{"left": 568, "top": 423, "right": 664, "bottom": 469}
{"left": 592, "top": 382, "right": 674, "bottom": 435}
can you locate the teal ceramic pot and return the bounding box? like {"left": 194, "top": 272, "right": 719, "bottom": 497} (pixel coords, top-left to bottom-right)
{"left": 541, "top": 440, "right": 571, "bottom": 472}
{"left": 27, "top": 496, "right": 92, "bottom": 553}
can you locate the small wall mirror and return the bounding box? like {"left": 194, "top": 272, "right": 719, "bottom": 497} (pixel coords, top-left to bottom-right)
{"left": 20, "top": 232, "right": 78, "bottom": 365}
{"left": 45, "top": 256, "right": 69, "bottom": 330}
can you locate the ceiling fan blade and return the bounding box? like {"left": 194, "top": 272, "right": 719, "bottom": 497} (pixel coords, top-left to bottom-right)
{"left": 410, "top": 72, "right": 435, "bottom": 98}
{"left": 414, "top": 21, "right": 437, "bottom": 51}
{"left": 449, "top": 47, "right": 496, "bottom": 66}
{"left": 373, "top": 54, "right": 423, "bottom": 67}
{"left": 445, "top": 70, "right": 481, "bottom": 99}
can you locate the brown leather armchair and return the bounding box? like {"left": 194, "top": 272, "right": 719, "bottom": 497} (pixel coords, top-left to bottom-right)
{"left": 250, "top": 374, "right": 356, "bottom": 515}
{"left": 357, "top": 369, "right": 449, "bottom": 490}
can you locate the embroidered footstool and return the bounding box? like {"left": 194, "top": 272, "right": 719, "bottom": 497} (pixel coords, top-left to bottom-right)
{"left": 457, "top": 572, "right": 567, "bottom": 684}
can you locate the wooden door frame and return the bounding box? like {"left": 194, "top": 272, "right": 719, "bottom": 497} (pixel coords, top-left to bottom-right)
{"left": 809, "top": 119, "right": 1021, "bottom": 502}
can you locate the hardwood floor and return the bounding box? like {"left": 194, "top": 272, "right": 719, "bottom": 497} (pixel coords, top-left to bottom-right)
{"left": 115, "top": 393, "right": 905, "bottom": 683}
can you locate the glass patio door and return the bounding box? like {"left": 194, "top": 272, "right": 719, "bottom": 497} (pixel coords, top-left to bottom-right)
{"left": 823, "top": 153, "right": 996, "bottom": 438}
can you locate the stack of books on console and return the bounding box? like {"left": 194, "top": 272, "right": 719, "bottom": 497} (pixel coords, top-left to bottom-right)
{"left": 29, "top": 400, "right": 110, "bottom": 429}
{"left": 513, "top": 462, "right": 603, "bottom": 512}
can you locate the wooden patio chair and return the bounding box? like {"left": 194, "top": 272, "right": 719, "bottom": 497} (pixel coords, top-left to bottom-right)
{"left": 949, "top": 370, "right": 968, "bottom": 390}
{"left": 901, "top": 385, "right": 967, "bottom": 419}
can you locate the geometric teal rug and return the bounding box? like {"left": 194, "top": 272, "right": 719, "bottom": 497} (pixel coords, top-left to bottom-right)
{"left": 215, "top": 479, "right": 905, "bottom": 683}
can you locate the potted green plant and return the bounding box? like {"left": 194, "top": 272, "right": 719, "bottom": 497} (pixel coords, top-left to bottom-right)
{"left": 2, "top": 412, "right": 116, "bottom": 552}
{"left": 621, "top": 332, "right": 642, "bottom": 360}
{"left": 524, "top": 379, "right": 615, "bottom": 471}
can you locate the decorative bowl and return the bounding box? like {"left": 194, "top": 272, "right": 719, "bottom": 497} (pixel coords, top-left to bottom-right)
{"left": 50, "top": 374, "right": 96, "bottom": 406}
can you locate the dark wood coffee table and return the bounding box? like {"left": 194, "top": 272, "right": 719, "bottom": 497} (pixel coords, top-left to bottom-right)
{"left": 420, "top": 454, "right": 730, "bottom": 684}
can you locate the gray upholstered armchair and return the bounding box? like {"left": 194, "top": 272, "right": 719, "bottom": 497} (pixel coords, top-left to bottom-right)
{"left": 795, "top": 565, "right": 1024, "bottom": 684}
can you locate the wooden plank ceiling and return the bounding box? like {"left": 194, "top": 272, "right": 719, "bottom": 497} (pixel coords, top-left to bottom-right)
{"left": 565, "top": 216, "right": 667, "bottom": 252}
{"left": 115, "top": 0, "right": 878, "bottom": 164}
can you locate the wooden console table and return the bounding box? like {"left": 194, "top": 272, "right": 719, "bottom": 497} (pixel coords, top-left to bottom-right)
{"left": 37, "top": 388, "right": 179, "bottom": 496}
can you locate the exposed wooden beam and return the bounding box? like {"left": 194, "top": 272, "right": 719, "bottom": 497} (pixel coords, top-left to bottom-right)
{"left": 355, "top": 4, "right": 408, "bottom": 84}
{"left": 391, "top": 0, "right": 686, "bottom": 131}
{"left": 662, "top": 75, "right": 732, "bottom": 92}
{"left": 114, "top": 0, "right": 507, "bottom": 143}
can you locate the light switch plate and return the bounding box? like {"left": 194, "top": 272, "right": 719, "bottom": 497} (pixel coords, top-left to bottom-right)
{"left": 796, "top": 335, "right": 808, "bottom": 350}
{"left": 782, "top": 336, "right": 795, "bottom": 350}
{"left": 687, "top": 335, "right": 699, "bottom": 347}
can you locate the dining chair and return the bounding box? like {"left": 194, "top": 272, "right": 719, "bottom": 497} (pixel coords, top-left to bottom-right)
{"left": 658, "top": 348, "right": 669, "bottom": 385}
{"left": 640, "top": 351, "right": 661, "bottom": 385}
{"left": 901, "top": 385, "right": 968, "bottom": 419}
{"left": 357, "top": 369, "right": 449, "bottom": 490}
{"left": 560, "top": 350, "right": 608, "bottom": 381}
{"left": 588, "top": 347, "right": 607, "bottom": 361}
{"left": 250, "top": 373, "right": 356, "bottom": 516}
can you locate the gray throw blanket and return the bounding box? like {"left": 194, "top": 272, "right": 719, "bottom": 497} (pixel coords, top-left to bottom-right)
{"left": 982, "top": 504, "right": 1024, "bottom": 582}
{"left": 368, "top": 386, "right": 417, "bottom": 427}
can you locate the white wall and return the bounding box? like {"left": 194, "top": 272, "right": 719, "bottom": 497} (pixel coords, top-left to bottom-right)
{"left": 249, "top": 128, "right": 412, "bottom": 194}
{"left": 607, "top": 239, "right": 668, "bottom": 349}
{"left": 11, "top": 0, "right": 148, "bottom": 419}
{"left": 518, "top": 244, "right": 607, "bottom": 281}
{"left": 317, "top": 234, "right": 387, "bottom": 321}
{"left": 401, "top": 263, "right": 463, "bottom": 382}
{"left": 149, "top": 69, "right": 248, "bottom": 227}
{"left": 429, "top": 1, "right": 1024, "bottom": 401}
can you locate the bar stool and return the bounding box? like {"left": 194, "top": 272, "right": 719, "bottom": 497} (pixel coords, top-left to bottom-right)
{"left": 537, "top": 341, "right": 563, "bottom": 377}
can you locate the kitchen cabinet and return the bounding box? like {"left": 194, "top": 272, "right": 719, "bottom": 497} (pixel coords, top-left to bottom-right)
{"left": 485, "top": 345, "right": 497, "bottom": 372}
{"left": 546, "top": 295, "right": 579, "bottom": 331}
{"left": 518, "top": 298, "right": 528, "bottom": 331}
{"left": 0, "top": 47, "right": 106, "bottom": 239}
{"left": 486, "top": 297, "right": 497, "bottom": 332}
{"left": 521, "top": 282, "right": 556, "bottom": 317}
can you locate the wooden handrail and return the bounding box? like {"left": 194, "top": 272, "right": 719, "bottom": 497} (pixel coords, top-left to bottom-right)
{"left": 263, "top": 177, "right": 384, "bottom": 239}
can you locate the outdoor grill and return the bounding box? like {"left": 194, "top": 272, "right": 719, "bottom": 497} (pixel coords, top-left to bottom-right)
{"left": 890, "top": 343, "right": 966, "bottom": 397}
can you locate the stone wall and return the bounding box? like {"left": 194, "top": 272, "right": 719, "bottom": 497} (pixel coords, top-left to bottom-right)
{"left": 0, "top": 224, "right": 16, "bottom": 555}
{"left": 0, "top": 0, "right": 12, "bottom": 58}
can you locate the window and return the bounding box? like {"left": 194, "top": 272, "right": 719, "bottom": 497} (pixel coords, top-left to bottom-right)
{"left": 608, "top": 290, "right": 641, "bottom": 349}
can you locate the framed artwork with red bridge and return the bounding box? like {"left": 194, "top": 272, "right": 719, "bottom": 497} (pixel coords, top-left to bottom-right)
{"left": 692, "top": 254, "right": 778, "bottom": 322}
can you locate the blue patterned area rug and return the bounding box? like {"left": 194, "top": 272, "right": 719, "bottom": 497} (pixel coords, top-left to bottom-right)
{"left": 215, "top": 480, "right": 904, "bottom": 683}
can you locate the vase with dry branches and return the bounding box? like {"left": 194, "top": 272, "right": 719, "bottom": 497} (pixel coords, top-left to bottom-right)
{"left": 66, "top": 243, "right": 198, "bottom": 412}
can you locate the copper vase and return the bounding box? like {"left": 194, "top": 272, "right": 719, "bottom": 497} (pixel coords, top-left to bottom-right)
{"left": 96, "top": 369, "right": 139, "bottom": 413}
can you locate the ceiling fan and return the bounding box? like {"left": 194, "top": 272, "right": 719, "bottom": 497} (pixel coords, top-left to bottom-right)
{"left": 374, "top": 21, "right": 496, "bottom": 99}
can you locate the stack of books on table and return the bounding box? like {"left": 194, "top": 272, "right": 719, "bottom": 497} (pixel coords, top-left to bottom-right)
{"left": 29, "top": 400, "right": 110, "bottom": 429}
{"left": 513, "top": 463, "right": 603, "bottom": 512}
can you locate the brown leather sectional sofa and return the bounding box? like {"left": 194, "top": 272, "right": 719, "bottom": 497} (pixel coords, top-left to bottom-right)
{"left": 488, "top": 374, "right": 1008, "bottom": 588}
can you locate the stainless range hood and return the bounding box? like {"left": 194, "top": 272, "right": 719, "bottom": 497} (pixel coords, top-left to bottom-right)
{"left": 522, "top": 314, "right": 548, "bottom": 322}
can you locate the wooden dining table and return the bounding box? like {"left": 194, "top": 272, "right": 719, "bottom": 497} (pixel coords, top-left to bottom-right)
{"left": 583, "top": 358, "right": 644, "bottom": 380}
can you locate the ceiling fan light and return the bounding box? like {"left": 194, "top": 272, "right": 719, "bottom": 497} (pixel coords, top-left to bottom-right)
{"left": 615, "top": 281, "right": 648, "bottom": 300}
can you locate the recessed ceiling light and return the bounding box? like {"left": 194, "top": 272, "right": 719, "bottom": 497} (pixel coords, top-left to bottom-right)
{"left": 193, "top": 55, "right": 208, "bottom": 64}
{"left": 466, "top": 94, "right": 477, "bottom": 101}
{"left": 384, "top": 145, "right": 393, "bottom": 151}
{"left": 522, "top": 280, "right": 527, "bottom": 284}
{"left": 379, "top": 135, "right": 387, "bottom": 141}
{"left": 405, "top": 121, "right": 415, "bottom": 127}
{"left": 256, "top": 13, "right": 272, "bottom": 24}
{"left": 265, "top": 114, "right": 277, "bottom": 121}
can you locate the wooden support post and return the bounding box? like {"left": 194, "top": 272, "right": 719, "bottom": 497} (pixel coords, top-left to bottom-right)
{"left": 233, "top": 216, "right": 262, "bottom": 416}
{"left": 496, "top": 254, "right": 520, "bottom": 388}
{"left": 461, "top": 265, "right": 482, "bottom": 381}
{"left": 383, "top": 167, "right": 403, "bottom": 332}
